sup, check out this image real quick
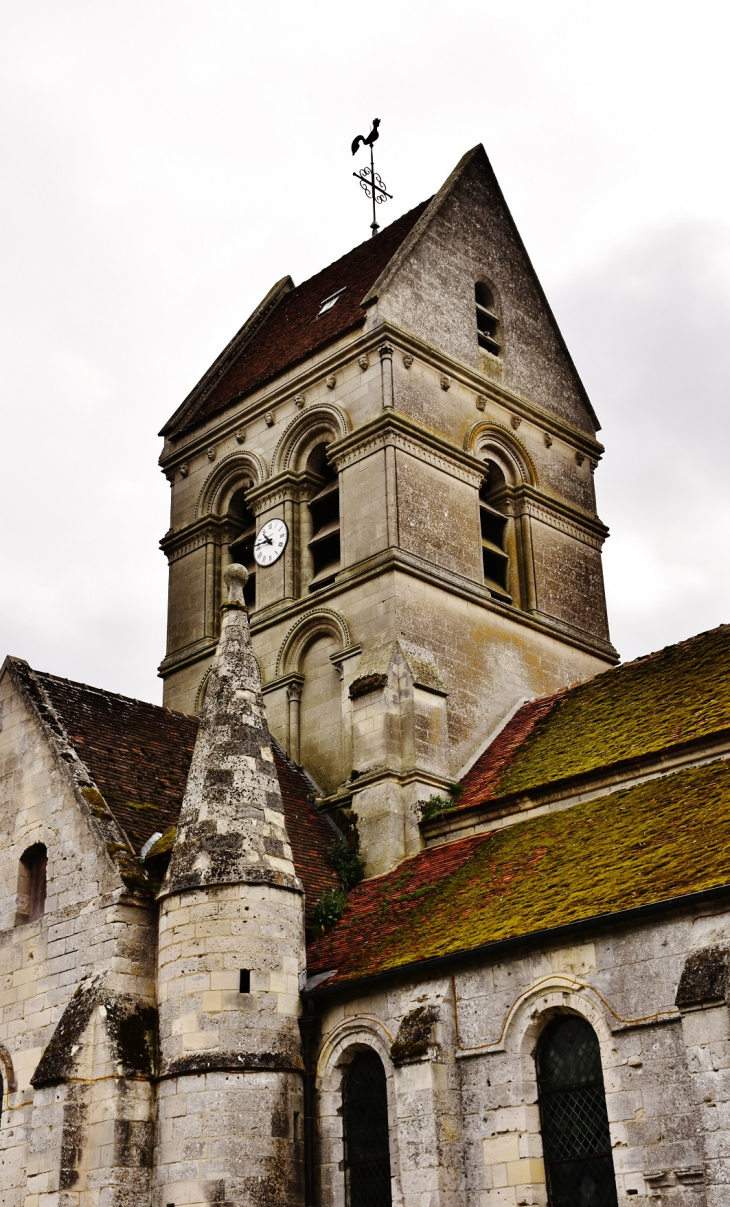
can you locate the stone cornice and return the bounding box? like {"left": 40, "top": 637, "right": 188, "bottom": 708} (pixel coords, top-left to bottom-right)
{"left": 328, "top": 410, "right": 486, "bottom": 486}
{"left": 515, "top": 486, "right": 609, "bottom": 550}
{"left": 319, "top": 766, "right": 455, "bottom": 813}
{"left": 159, "top": 514, "right": 236, "bottom": 563}
{"left": 159, "top": 318, "right": 604, "bottom": 470}
{"left": 245, "top": 469, "right": 318, "bottom": 512}
{"left": 158, "top": 637, "right": 218, "bottom": 678}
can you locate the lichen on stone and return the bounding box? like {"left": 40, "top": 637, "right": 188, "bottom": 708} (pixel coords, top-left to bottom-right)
{"left": 390, "top": 1005, "right": 439, "bottom": 1065}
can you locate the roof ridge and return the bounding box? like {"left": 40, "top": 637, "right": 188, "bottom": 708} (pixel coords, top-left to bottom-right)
{"left": 32, "top": 666, "right": 196, "bottom": 721}
{"left": 282, "top": 199, "right": 434, "bottom": 298}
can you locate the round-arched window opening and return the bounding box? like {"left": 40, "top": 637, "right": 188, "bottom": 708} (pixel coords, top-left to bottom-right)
{"left": 475, "top": 281, "right": 500, "bottom": 356}
{"left": 342, "top": 1049, "right": 392, "bottom": 1207}
{"left": 536, "top": 1016, "right": 618, "bottom": 1207}
{"left": 228, "top": 485, "right": 257, "bottom": 608}
{"left": 306, "top": 443, "right": 341, "bottom": 593}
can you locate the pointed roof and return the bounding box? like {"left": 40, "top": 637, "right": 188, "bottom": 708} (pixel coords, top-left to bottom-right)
{"left": 163, "top": 564, "right": 301, "bottom": 895}
{"left": 9, "top": 658, "right": 341, "bottom": 916}
{"left": 162, "top": 199, "right": 431, "bottom": 438}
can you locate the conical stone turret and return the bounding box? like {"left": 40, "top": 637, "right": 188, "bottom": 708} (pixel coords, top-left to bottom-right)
{"left": 155, "top": 565, "right": 306, "bottom": 1207}
{"left": 165, "top": 563, "right": 301, "bottom": 897}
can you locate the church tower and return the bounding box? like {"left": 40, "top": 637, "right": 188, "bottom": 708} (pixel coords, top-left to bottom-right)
{"left": 155, "top": 564, "right": 306, "bottom": 1207}
{"left": 158, "top": 145, "right": 616, "bottom": 875}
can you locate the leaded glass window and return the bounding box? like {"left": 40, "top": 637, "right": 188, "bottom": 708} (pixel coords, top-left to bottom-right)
{"left": 536, "top": 1016, "right": 618, "bottom": 1207}
{"left": 343, "top": 1050, "right": 392, "bottom": 1207}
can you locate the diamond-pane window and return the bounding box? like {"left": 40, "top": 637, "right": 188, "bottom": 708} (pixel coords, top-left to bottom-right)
{"left": 343, "top": 1050, "right": 392, "bottom": 1207}
{"left": 536, "top": 1017, "right": 618, "bottom": 1207}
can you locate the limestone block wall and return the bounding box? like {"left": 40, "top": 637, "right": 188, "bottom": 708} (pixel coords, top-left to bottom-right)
{"left": 313, "top": 904, "right": 730, "bottom": 1207}
{"left": 157, "top": 883, "right": 304, "bottom": 1076}
{"left": 0, "top": 669, "right": 158, "bottom": 1206}
{"left": 155, "top": 862, "right": 306, "bottom": 1204}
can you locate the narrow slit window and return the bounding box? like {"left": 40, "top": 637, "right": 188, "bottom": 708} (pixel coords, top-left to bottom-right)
{"left": 343, "top": 1050, "right": 392, "bottom": 1207}
{"left": 239, "top": 969, "right": 251, "bottom": 993}
{"left": 16, "top": 843, "right": 47, "bottom": 925}
{"left": 537, "top": 1016, "right": 618, "bottom": 1207}
{"left": 475, "top": 281, "right": 500, "bottom": 356}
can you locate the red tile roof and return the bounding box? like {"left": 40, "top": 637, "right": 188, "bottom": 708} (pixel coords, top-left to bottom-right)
{"left": 308, "top": 759, "right": 730, "bottom": 988}
{"left": 33, "top": 669, "right": 340, "bottom": 917}
{"left": 167, "top": 200, "right": 431, "bottom": 436}
{"left": 458, "top": 622, "right": 730, "bottom": 810}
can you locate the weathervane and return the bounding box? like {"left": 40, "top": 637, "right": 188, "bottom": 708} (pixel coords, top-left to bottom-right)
{"left": 351, "top": 118, "right": 392, "bottom": 236}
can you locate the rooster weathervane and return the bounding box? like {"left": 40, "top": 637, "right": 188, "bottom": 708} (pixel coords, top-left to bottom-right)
{"left": 351, "top": 118, "right": 392, "bottom": 236}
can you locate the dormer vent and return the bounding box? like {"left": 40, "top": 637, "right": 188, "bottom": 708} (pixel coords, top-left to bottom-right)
{"left": 318, "top": 287, "right": 347, "bottom": 317}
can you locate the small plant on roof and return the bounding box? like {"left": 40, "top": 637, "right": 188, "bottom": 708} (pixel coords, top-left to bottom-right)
{"left": 310, "top": 886, "right": 348, "bottom": 935}
{"left": 327, "top": 840, "right": 365, "bottom": 891}
{"left": 419, "top": 782, "right": 464, "bottom": 823}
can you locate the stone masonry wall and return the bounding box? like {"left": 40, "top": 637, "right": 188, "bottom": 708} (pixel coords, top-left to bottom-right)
{"left": 0, "top": 666, "right": 158, "bottom": 1207}
{"left": 314, "top": 903, "right": 730, "bottom": 1207}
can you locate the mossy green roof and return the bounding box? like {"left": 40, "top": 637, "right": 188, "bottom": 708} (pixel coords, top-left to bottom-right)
{"left": 459, "top": 623, "right": 730, "bottom": 808}
{"left": 307, "top": 759, "right": 730, "bottom": 987}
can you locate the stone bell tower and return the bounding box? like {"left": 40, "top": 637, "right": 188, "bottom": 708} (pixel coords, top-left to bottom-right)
{"left": 155, "top": 564, "right": 306, "bottom": 1207}
{"left": 159, "top": 144, "right": 617, "bottom": 878}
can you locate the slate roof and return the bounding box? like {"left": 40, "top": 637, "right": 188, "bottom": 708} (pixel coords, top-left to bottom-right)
{"left": 31, "top": 669, "right": 341, "bottom": 917}
{"left": 307, "top": 759, "right": 730, "bottom": 988}
{"left": 458, "top": 623, "right": 730, "bottom": 809}
{"left": 165, "top": 199, "right": 431, "bottom": 437}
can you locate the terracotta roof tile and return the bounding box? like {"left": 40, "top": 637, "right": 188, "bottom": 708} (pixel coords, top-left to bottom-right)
{"left": 307, "top": 759, "right": 730, "bottom": 987}
{"left": 172, "top": 200, "right": 431, "bottom": 435}
{"left": 33, "top": 669, "right": 340, "bottom": 918}
{"left": 458, "top": 622, "right": 730, "bottom": 810}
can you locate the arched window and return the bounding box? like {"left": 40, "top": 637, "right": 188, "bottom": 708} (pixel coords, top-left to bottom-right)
{"left": 480, "top": 460, "right": 511, "bottom": 602}
{"left": 343, "top": 1050, "right": 392, "bottom": 1207}
{"left": 228, "top": 485, "right": 257, "bottom": 608}
{"left": 475, "top": 281, "right": 500, "bottom": 356}
{"left": 536, "top": 1016, "right": 618, "bottom": 1207}
{"left": 306, "top": 443, "right": 340, "bottom": 593}
{"left": 16, "top": 843, "right": 47, "bottom": 925}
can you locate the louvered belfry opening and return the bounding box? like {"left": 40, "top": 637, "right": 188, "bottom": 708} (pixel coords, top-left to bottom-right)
{"left": 536, "top": 1016, "right": 618, "bottom": 1207}
{"left": 343, "top": 1050, "right": 392, "bottom": 1207}
{"left": 228, "top": 485, "right": 257, "bottom": 608}
{"left": 307, "top": 443, "right": 341, "bottom": 592}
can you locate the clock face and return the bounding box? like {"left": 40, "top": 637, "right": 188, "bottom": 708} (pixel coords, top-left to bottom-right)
{"left": 253, "top": 518, "right": 289, "bottom": 567}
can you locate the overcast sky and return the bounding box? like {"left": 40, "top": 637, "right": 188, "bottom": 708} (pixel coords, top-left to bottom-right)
{"left": 2, "top": 1, "right": 729, "bottom": 705}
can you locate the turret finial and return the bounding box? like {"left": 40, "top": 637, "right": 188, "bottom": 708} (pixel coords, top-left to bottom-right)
{"left": 223, "top": 562, "right": 248, "bottom": 605}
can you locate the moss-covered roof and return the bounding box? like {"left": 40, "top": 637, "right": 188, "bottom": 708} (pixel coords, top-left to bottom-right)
{"left": 307, "top": 760, "right": 730, "bottom": 987}
{"left": 459, "top": 623, "right": 730, "bottom": 809}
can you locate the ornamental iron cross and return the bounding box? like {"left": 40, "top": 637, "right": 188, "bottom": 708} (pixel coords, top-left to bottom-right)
{"left": 351, "top": 118, "right": 392, "bottom": 236}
